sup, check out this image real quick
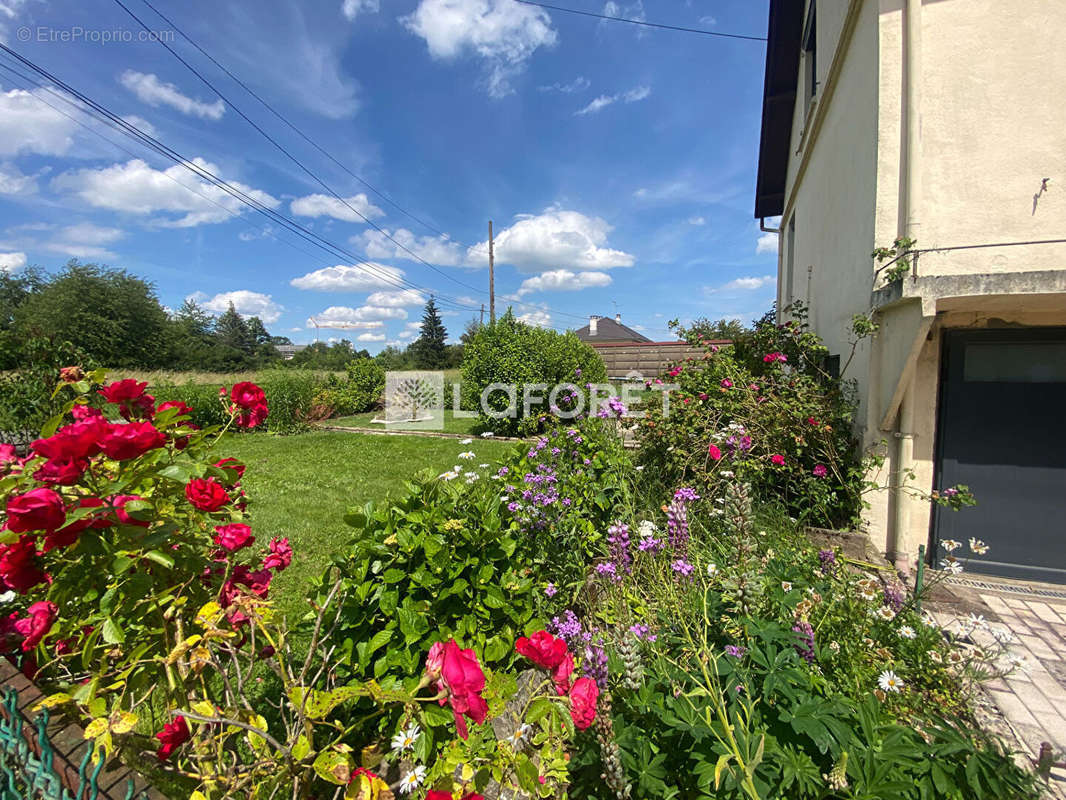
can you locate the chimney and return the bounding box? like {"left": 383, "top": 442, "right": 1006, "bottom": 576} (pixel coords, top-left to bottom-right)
{"left": 589, "top": 315, "right": 598, "bottom": 336}
{"left": 615, "top": 312, "right": 621, "bottom": 323}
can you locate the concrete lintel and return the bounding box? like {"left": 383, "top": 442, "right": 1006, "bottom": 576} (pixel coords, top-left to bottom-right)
{"left": 873, "top": 299, "right": 934, "bottom": 431}
{"left": 872, "top": 269, "right": 1066, "bottom": 313}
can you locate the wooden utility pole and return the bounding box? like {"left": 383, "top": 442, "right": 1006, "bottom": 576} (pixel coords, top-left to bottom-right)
{"left": 488, "top": 220, "right": 496, "bottom": 324}
{"left": 480, "top": 303, "right": 485, "bottom": 326}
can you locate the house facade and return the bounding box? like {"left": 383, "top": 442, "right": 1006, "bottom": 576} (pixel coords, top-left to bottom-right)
{"left": 755, "top": 0, "right": 1066, "bottom": 583}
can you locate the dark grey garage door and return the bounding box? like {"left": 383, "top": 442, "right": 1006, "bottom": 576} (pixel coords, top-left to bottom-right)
{"left": 932, "top": 328, "right": 1066, "bottom": 584}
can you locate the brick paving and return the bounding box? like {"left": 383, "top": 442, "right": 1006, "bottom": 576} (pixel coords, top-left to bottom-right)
{"left": 955, "top": 591, "right": 1066, "bottom": 797}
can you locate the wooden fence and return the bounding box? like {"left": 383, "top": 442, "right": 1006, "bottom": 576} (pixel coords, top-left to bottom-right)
{"left": 591, "top": 340, "right": 730, "bottom": 379}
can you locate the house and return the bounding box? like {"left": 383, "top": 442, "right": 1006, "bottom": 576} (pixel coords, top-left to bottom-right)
{"left": 755, "top": 1, "right": 1066, "bottom": 583}
{"left": 274, "top": 344, "right": 308, "bottom": 360}
{"left": 574, "top": 314, "right": 652, "bottom": 344}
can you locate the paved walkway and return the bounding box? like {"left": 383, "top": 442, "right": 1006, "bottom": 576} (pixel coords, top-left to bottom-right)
{"left": 956, "top": 591, "right": 1066, "bottom": 797}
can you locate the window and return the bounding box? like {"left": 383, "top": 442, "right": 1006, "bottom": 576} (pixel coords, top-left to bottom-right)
{"left": 784, "top": 215, "right": 796, "bottom": 309}
{"left": 802, "top": 2, "right": 817, "bottom": 109}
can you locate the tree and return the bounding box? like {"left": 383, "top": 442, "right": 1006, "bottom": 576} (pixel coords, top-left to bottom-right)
{"left": 0, "top": 267, "right": 45, "bottom": 369}
{"left": 459, "top": 316, "right": 481, "bottom": 345}
{"left": 670, "top": 316, "right": 751, "bottom": 346}
{"left": 15, "top": 261, "right": 169, "bottom": 367}
{"left": 214, "top": 303, "right": 255, "bottom": 354}
{"left": 246, "top": 316, "right": 271, "bottom": 345}
{"left": 409, "top": 297, "right": 448, "bottom": 369}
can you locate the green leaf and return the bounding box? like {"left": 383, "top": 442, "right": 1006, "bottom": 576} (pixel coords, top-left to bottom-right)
{"left": 143, "top": 550, "right": 175, "bottom": 568}
{"left": 101, "top": 617, "right": 124, "bottom": 645}
{"left": 313, "top": 749, "right": 351, "bottom": 785}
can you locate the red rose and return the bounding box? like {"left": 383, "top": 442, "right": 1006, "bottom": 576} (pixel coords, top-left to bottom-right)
{"left": 214, "top": 457, "right": 245, "bottom": 481}
{"left": 99, "top": 379, "right": 147, "bottom": 404}
{"left": 158, "top": 400, "right": 194, "bottom": 417}
{"left": 42, "top": 497, "right": 108, "bottom": 552}
{"left": 98, "top": 422, "right": 166, "bottom": 460}
{"left": 263, "top": 537, "right": 292, "bottom": 571}
{"left": 71, "top": 404, "right": 103, "bottom": 421}
{"left": 33, "top": 457, "right": 88, "bottom": 486}
{"left": 185, "top": 478, "right": 229, "bottom": 512}
{"left": 230, "top": 382, "right": 266, "bottom": 409}
{"left": 219, "top": 565, "right": 273, "bottom": 625}
{"left": 708, "top": 444, "right": 722, "bottom": 461}
{"left": 432, "top": 639, "right": 488, "bottom": 739}
{"left": 112, "top": 495, "right": 151, "bottom": 527}
{"left": 770, "top": 454, "right": 786, "bottom": 466}
{"left": 32, "top": 418, "right": 106, "bottom": 462}
{"left": 6, "top": 488, "right": 66, "bottom": 532}
{"left": 235, "top": 403, "right": 268, "bottom": 429}
{"left": 213, "top": 523, "right": 254, "bottom": 552}
{"left": 59, "top": 366, "right": 84, "bottom": 382}
{"left": 155, "top": 715, "right": 190, "bottom": 761}
{"left": 515, "top": 630, "right": 568, "bottom": 670}
{"left": 13, "top": 601, "right": 57, "bottom": 652}
{"left": 568, "top": 676, "right": 598, "bottom": 730}
{"left": 0, "top": 536, "right": 49, "bottom": 594}
{"left": 0, "top": 444, "right": 17, "bottom": 464}
{"left": 426, "top": 793, "right": 453, "bottom": 800}
{"left": 552, "top": 654, "right": 574, "bottom": 695}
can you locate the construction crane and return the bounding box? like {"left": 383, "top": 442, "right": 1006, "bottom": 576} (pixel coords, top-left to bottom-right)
{"left": 307, "top": 317, "right": 377, "bottom": 342}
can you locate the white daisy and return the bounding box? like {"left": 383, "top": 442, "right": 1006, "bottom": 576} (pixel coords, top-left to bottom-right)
{"left": 479, "top": 463, "right": 490, "bottom": 468}
{"left": 967, "top": 613, "right": 989, "bottom": 630}
{"left": 706, "top": 563, "right": 718, "bottom": 578}
{"left": 968, "top": 538, "right": 989, "bottom": 555}
{"left": 939, "top": 558, "right": 963, "bottom": 575}
{"left": 480, "top": 431, "right": 495, "bottom": 438}
{"left": 635, "top": 465, "right": 645, "bottom": 472}
{"left": 940, "top": 539, "right": 961, "bottom": 553}
{"left": 875, "top": 605, "right": 896, "bottom": 621}
{"left": 508, "top": 723, "right": 532, "bottom": 747}
{"left": 877, "top": 670, "right": 904, "bottom": 693}
{"left": 391, "top": 722, "right": 421, "bottom": 754}
{"left": 928, "top": 649, "right": 943, "bottom": 663}
{"left": 781, "top": 582, "right": 793, "bottom": 592}
{"left": 398, "top": 765, "right": 426, "bottom": 794}
{"left": 460, "top": 438, "right": 473, "bottom": 444}
{"left": 458, "top": 451, "right": 476, "bottom": 459}
{"left": 922, "top": 612, "right": 939, "bottom": 628}
{"left": 638, "top": 520, "right": 657, "bottom": 538}
{"left": 439, "top": 469, "right": 459, "bottom": 481}
{"left": 898, "top": 625, "right": 916, "bottom": 639}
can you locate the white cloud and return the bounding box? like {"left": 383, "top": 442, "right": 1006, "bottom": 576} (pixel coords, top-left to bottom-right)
{"left": 517, "top": 309, "right": 551, "bottom": 328}
{"left": 516, "top": 269, "right": 611, "bottom": 297}
{"left": 365, "top": 289, "right": 426, "bottom": 307}
{"left": 358, "top": 227, "right": 466, "bottom": 265}
{"left": 120, "top": 115, "right": 157, "bottom": 137}
{"left": 699, "top": 15, "right": 717, "bottom": 25}
{"left": 290, "top": 263, "right": 406, "bottom": 291}
{"left": 0, "top": 87, "right": 79, "bottom": 156}
{"left": 0, "top": 252, "right": 26, "bottom": 271}
{"left": 538, "top": 76, "right": 590, "bottom": 93}
{"left": 357, "top": 331, "right": 386, "bottom": 342}
{"left": 574, "top": 85, "right": 650, "bottom": 116}
{"left": 52, "top": 158, "right": 280, "bottom": 227}
{"left": 402, "top": 0, "right": 557, "bottom": 98}
{"left": 119, "top": 71, "right": 225, "bottom": 120}
{"left": 341, "top": 0, "right": 379, "bottom": 20}
{"left": 193, "top": 290, "right": 284, "bottom": 323}
{"left": 756, "top": 232, "right": 779, "bottom": 255}
{"left": 43, "top": 223, "right": 124, "bottom": 259}
{"left": 290, "top": 192, "right": 384, "bottom": 223}
{"left": 310, "top": 305, "right": 407, "bottom": 326}
{"left": 688, "top": 216, "right": 706, "bottom": 226}
{"left": 710, "top": 275, "right": 775, "bottom": 292}
{"left": 0, "top": 162, "right": 37, "bottom": 194}
{"left": 467, "top": 209, "right": 634, "bottom": 273}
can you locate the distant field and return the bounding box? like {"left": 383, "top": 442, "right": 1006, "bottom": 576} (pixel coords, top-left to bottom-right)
{"left": 108, "top": 369, "right": 343, "bottom": 385}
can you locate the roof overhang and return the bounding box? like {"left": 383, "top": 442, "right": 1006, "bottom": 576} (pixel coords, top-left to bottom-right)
{"left": 754, "top": 0, "right": 804, "bottom": 220}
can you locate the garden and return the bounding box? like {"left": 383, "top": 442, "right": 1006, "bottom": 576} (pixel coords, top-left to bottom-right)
{"left": 0, "top": 310, "right": 1047, "bottom": 800}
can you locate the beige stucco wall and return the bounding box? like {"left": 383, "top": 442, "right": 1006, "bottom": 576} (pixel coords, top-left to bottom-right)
{"left": 777, "top": 0, "right": 1066, "bottom": 564}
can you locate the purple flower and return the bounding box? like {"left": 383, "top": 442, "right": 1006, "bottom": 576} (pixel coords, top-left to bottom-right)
{"left": 666, "top": 488, "right": 699, "bottom": 554}
{"left": 792, "top": 620, "right": 816, "bottom": 663}
{"left": 671, "top": 559, "right": 695, "bottom": 577}
{"left": 549, "top": 609, "right": 583, "bottom": 644}
{"left": 607, "top": 522, "right": 631, "bottom": 576}
{"left": 507, "top": 502, "right": 519, "bottom": 512}
{"left": 595, "top": 562, "right": 617, "bottom": 577}
{"left": 497, "top": 467, "right": 509, "bottom": 477}
{"left": 817, "top": 549, "right": 836, "bottom": 575}
{"left": 562, "top": 497, "right": 572, "bottom": 507}
{"left": 544, "top": 583, "right": 557, "bottom": 598}
{"left": 883, "top": 583, "right": 905, "bottom": 613}
{"left": 583, "top": 643, "right": 608, "bottom": 689}
{"left": 812, "top": 464, "right": 828, "bottom": 478}
{"left": 724, "top": 645, "right": 747, "bottom": 659}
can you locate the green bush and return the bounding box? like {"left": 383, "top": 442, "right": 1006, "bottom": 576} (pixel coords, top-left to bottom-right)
{"left": 256, "top": 369, "right": 318, "bottom": 433}
{"left": 0, "top": 338, "right": 90, "bottom": 446}
{"left": 460, "top": 310, "right": 607, "bottom": 436}
{"left": 152, "top": 381, "right": 231, "bottom": 429}
{"left": 637, "top": 310, "right": 864, "bottom": 529}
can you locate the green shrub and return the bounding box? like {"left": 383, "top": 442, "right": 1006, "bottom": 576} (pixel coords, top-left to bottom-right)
{"left": 460, "top": 310, "right": 607, "bottom": 436}
{"left": 637, "top": 309, "right": 864, "bottom": 528}
{"left": 152, "top": 381, "right": 231, "bottom": 429}
{"left": 256, "top": 369, "right": 318, "bottom": 433}
{"left": 0, "top": 338, "right": 89, "bottom": 447}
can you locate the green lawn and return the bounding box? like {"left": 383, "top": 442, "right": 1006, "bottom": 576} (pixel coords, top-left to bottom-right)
{"left": 221, "top": 429, "right": 517, "bottom": 619}
{"left": 329, "top": 409, "right": 489, "bottom": 436}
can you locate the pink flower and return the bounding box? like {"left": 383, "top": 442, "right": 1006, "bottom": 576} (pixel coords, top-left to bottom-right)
{"left": 425, "top": 640, "right": 488, "bottom": 739}
{"left": 213, "top": 523, "right": 255, "bottom": 552}
{"left": 155, "top": 716, "right": 190, "bottom": 761}
{"left": 0, "top": 444, "right": 17, "bottom": 465}
{"left": 0, "top": 536, "right": 48, "bottom": 594}
{"left": 552, "top": 655, "right": 574, "bottom": 695}
{"left": 5, "top": 488, "right": 66, "bottom": 532}
{"left": 14, "top": 601, "right": 57, "bottom": 652}
{"left": 263, "top": 538, "right": 292, "bottom": 571}
{"left": 708, "top": 444, "right": 722, "bottom": 461}
{"left": 770, "top": 454, "right": 786, "bottom": 466}
{"left": 568, "top": 676, "right": 599, "bottom": 730}
{"left": 112, "top": 495, "right": 150, "bottom": 527}
{"left": 515, "top": 630, "right": 569, "bottom": 670}
{"left": 812, "top": 464, "right": 828, "bottom": 477}
{"left": 720, "top": 379, "right": 733, "bottom": 389}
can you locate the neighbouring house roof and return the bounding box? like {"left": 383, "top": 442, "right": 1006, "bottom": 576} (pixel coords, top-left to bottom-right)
{"left": 574, "top": 316, "right": 653, "bottom": 344}
{"left": 754, "top": 0, "right": 805, "bottom": 220}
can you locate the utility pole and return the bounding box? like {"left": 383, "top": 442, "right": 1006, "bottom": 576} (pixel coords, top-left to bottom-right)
{"left": 488, "top": 220, "right": 496, "bottom": 324}
{"left": 480, "top": 303, "right": 485, "bottom": 326}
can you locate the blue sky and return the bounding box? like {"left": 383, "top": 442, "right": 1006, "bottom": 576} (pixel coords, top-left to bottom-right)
{"left": 0, "top": 0, "right": 778, "bottom": 349}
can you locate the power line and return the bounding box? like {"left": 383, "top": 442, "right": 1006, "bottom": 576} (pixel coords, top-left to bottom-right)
{"left": 113, "top": 0, "right": 586, "bottom": 323}
{"left": 0, "top": 44, "right": 482, "bottom": 317}
{"left": 512, "top": 0, "right": 767, "bottom": 41}
{"left": 128, "top": 0, "right": 488, "bottom": 254}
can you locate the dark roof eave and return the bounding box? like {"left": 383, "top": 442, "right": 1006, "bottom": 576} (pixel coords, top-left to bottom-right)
{"left": 754, "top": 0, "right": 804, "bottom": 220}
